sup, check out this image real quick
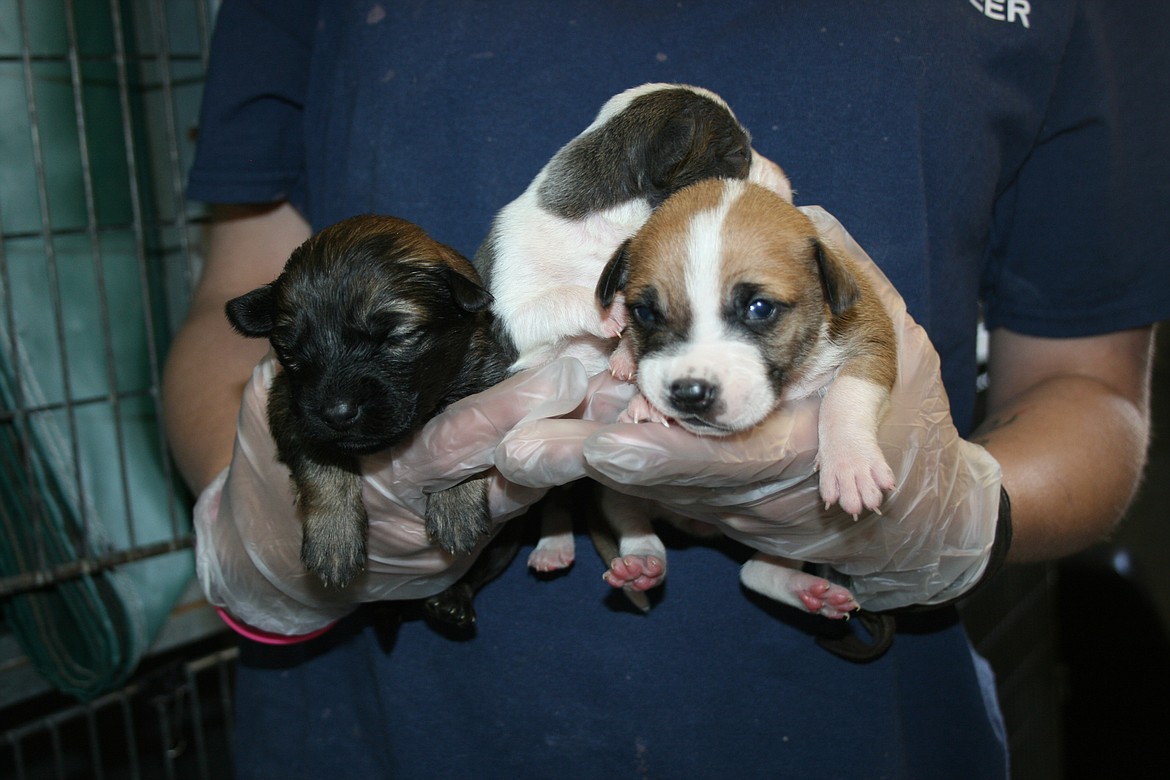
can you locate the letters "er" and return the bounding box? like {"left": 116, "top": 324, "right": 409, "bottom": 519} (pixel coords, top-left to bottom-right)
{"left": 970, "top": 0, "right": 1032, "bottom": 29}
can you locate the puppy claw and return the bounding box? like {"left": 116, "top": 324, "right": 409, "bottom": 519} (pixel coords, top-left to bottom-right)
{"left": 302, "top": 532, "right": 367, "bottom": 589}
{"left": 425, "top": 479, "right": 493, "bottom": 555}
{"left": 300, "top": 498, "right": 369, "bottom": 589}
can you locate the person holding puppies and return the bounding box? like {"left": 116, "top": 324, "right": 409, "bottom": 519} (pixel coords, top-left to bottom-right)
{"left": 164, "top": 1, "right": 1170, "bottom": 777}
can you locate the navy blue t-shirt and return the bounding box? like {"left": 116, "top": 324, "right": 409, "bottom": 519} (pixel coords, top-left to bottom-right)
{"left": 188, "top": 1, "right": 1170, "bottom": 777}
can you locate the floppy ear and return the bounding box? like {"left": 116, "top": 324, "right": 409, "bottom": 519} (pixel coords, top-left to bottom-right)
{"left": 644, "top": 100, "right": 749, "bottom": 196}
{"left": 440, "top": 265, "right": 494, "bottom": 313}
{"left": 596, "top": 239, "right": 631, "bottom": 309}
{"left": 643, "top": 105, "right": 700, "bottom": 193}
{"left": 813, "top": 239, "right": 861, "bottom": 317}
{"left": 225, "top": 283, "right": 277, "bottom": 337}
{"left": 429, "top": 241, "right": 494, "bottom": 313}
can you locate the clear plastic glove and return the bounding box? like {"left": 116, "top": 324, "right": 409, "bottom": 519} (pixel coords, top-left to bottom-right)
{"left": 194, "top": 355, "right": 589, "bottom": 638}
{"left": 497, "top": 207, "right": 1005, "bottom": 612}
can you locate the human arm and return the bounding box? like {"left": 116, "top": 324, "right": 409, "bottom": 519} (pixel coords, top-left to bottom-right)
{"left": 162, "top": 202, "right": 312, "bottom": 494}
{"left": 976, "top": 327, "right": 1154, "bottom": 563}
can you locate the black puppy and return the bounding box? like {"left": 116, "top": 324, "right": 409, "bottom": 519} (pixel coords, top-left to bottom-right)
{"left": 225, "top": 215, "right": 511, "bottom": 601}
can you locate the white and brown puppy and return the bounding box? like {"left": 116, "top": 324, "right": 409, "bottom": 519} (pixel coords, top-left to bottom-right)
{"left": 596, "top": 178, "right": 898, "bottom": 618}
{"left": 476, "top": 82, "right": 792, "bottom": 376}
{"left": 475, "top": 82, "right": 792, "bottom": 571}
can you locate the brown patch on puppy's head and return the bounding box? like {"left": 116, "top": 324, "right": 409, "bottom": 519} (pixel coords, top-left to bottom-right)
{"left": 603, "top": 178, "right": 886, "bottom": 433}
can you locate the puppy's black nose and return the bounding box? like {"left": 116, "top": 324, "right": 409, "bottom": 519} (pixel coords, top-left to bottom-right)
{"left": 669, "top": 378, "right": 717, "bottom": 414}
{"left": 321, "top": 399, "right": 361, "bottom": 430}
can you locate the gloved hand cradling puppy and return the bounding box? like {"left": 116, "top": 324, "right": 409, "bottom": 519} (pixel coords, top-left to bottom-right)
{"left": 195, "top": 199, "right": 1006, "bottom": 643}
{"left": 500, "top": 205, "right": 1006, "bottom": 617}
{"left": 194, "top": 84, "right": 1007, "bottom": 646}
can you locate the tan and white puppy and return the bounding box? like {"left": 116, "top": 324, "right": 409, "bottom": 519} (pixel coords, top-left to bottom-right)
{"left": 596, "top": 178, "right": 897, "bottom": 617}
{"left": 475, "top": 83, "right": 792, "bottom": 572}
{"left": 477, "top": 82, "right": 791, "bottom": 376}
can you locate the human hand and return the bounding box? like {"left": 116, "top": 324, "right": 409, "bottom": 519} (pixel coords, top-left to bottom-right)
{"left": 194, "top": 354, "right": 589, "bottom": 638}
{"left": 497, "top": 207, "right": 1006, "bottom": 612}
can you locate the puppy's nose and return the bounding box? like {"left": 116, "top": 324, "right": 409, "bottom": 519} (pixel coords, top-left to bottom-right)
{"left": 669, "top": 378, "right": 718, "bottom": 414}
{"left": 321, "top": 399, "right": 361, "bottom": 430}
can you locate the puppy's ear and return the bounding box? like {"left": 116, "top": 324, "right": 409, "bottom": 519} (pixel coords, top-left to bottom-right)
{"left": 440, "top": 265, "right": 494, "bottom": 313}
{"left": 644, "top": 106, "right": 699, "bottom": 192}
{"left": 644, "top": 101, "right": 749, "bottom": 195}
{"left": 813, "top": 239, "right": 861, "bottom": 317}
{"left": 596, "top": 239, "right": 631, "bottom": 309}
{"left": 225, "top": 283, "right": 277, "bottom": 337}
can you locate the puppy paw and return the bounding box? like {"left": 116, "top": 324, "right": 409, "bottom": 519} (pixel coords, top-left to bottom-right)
{"left": 600, "top": 294, "right": 628, "bottom": 338}
{"left": 816, "top": 446, "right": 896, "bottom": 519}
{"left": 617, "top": 393, "right": 672, "bottom": 426}
{"left": 425, "top": 479, "right": 492, "bottom": 554}
{"left": 291, "top": 463, "right": 368, "bottom": 588}
{"left": 603, "top": 554, "right": 666, "bottom": 592}
{"left": 795, "top": 577, "right": 860, "bottom": 620}
{"left": 608, "top": 339, "right": 638, "bottom": 382}
{"left": 597, "top": 312, "right": 625, "bottom": 340}
{"left": 739, "top": 556, "right": 859, "bottom": 619}
{"left": 423, "top": 582, "right": 477, "bottom": 630}
{"left": 300, "top": 505, "right": 368, "bottom": 589}
{"left": 527, "top": 533, "right": 576, "bottom": 572}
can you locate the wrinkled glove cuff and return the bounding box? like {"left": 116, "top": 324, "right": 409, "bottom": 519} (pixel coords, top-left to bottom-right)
{"left": 815, "top": 486, "right": 1012, "bottom": 663}
{"left": 894, "top": 484, "right": 1013, "bottom": 614}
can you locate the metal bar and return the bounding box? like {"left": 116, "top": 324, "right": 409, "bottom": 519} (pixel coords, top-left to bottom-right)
{"left": 15, "top": 0, "right": 93, "bottom": 561}
{"left": 149, "top": 0, "right": 198, "bottom": 294}
{"left": 153, "top": 695, "right": 177, "bottom": 780}
{"left": 0, "top": 387, "right": 156, "bottom": 423}
{"left": 64, "top": 0, "right": 140, "bottom": 549}
{"left": 186, "top": 663, "right": 211, "bottom": 780}
{"left": 0, "top": 54, "right": 206, "bottom": 65}
{"left": 216, "top": 647, "right": 235, "bottom": 759}
{"left": 4, "top": 0, "right": 52, "bottom": 580}
{"left": 195, "top": 0, "right": 213, "bottom": 70}
{"left": 143, "top": 0, "right": 196, "bottom": 537}
{"left": 112, "top": 0, "right": 187, "bottom": 541}
{"left": 6, "top": 731, "right": 28, "bottom": 780}
{"left": 0, "top": 167, "right": 49, "bottom": 579}
{"left": 0, "top": 535, "right": 194, "bottom": 598}
{"left": 48, "top": 721, "right": 65, "bottom": 779}
{"left": 121, "top": 693, "right": 141, "bottom": 780}
{"left": 84, "top": 706, "right": 107, "bottom": 780}
{"left": 1, "top": 213, "right": 210, "bottom": 243}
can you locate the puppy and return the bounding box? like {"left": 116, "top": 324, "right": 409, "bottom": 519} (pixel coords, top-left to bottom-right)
{"left": 596, "top": 178, "right": 898, "bottom": 618}
{"left": 475, "top": 82, "right": 793, "bottom": 573}
{"left": 224, "top": 215, "right": 511, "bottom": 596}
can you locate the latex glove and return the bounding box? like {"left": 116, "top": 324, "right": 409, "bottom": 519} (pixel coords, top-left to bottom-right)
{"left": 497, "top": 207, "right": 1006, "bottom": 612}
{"left": 194, "top": 355, "right": 589, "bottom": 638}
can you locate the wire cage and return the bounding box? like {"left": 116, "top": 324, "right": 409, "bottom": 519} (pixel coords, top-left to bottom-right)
{"left": 1, "top": 0, "right": 232, "bottom": 776}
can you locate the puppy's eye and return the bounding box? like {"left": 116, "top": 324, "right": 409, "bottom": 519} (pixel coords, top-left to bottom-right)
{"left": 274, "top": 349, "right": 299, "bottom": 373}
{"left": 744, "top": 298, "right": 777, "bottom": 321}
{"left": 383, "top": 325, "right": 420, "bottom": 345}
{"left": 630, "top": 304, "right": 658, "bottom": 327}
